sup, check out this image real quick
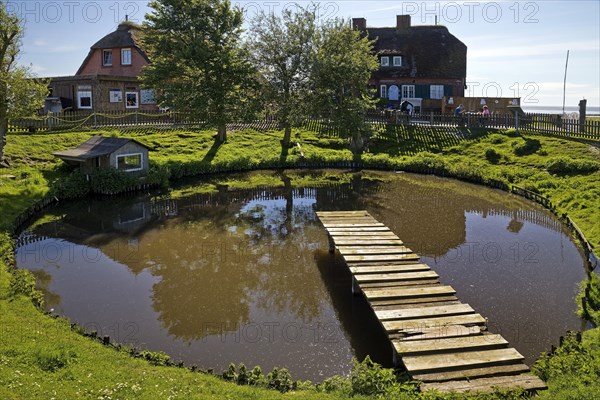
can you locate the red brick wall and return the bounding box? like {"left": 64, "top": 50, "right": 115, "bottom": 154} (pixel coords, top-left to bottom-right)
{"left": 77, "top": 47, "right": 148, "bottom": 77}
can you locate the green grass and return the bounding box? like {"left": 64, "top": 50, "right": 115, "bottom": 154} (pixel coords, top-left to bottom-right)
{"left": 1, "top": 125, "right": 600, "bottom": 398}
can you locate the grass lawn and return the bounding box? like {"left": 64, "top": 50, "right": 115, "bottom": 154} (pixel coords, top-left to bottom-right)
{"left": 1, "top": 125, "right": 599, "bottom": 399}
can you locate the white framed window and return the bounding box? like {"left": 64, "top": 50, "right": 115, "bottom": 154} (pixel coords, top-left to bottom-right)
{"left": 116, "top": 153, "right": 143, "bottom": 172}
{"left": 402, "top": 85, "right": 415, "bottom": 99}
{"left": 109, "top": 89, "right": 122, "bottom": 103}
{"left": 121, "top": 48, "right": 132, "bottom": 65}
{"left": 380, "top": 85, "right": 387, "bottom": 98}
{"left": 430, "top": 85, "right": 444, "bottom": 99}
{"left": 393, "top": 56, "right": 402, "bottom": 66}
{"left": 140, "top": 89, "right": 156, "bottom": 104}
{"left": 125, "top": 92, "right": 139, "bottom": 108}
{"left": 380, "top": 56, "right": 389, "bottom": 67}
{"left": 77, "top": 85, "right": 92, "bottom": 109}
{"left": 102, "top": 50, "right": 112, "bottom": 66}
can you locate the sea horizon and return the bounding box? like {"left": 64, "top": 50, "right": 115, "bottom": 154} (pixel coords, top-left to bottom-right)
{"left": 522, "top": 105, "right": 600, "bottom": 115}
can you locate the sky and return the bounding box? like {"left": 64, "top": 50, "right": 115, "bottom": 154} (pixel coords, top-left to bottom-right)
{"left": 8, "top": 0, "right": 600, "bottom": 109}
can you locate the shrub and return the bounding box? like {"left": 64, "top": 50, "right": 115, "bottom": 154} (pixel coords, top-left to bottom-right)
{"left": 50, "top": 170, "right": 90, "bottom": 199}
{"left": 9, "top": 269, "right": 44, "bottom": 308}
{"left": 34, "top": 347, "right": 77, "bottom": 372}
{"left": 513, "top": 138, "right": 541, "bottom": 156}
{"left": 265, "top": 367, "right": 296, "bottom": 393}
{"left": 90, "top": 168, "right": 137, "bottom": 194}
{"left": 546, "top": 157, "right": 600, "bottom": 175}
{"left": 577, "top": 273, "right": 600, "bottom": 325}
{"left": 350, "top": 356, "right": 397, "bottom": 396}
{"left": 138, "top": 350, "right": 171, "bottom": 366}
{"left": 485, "top": 147, "right": 502, "bottom": 163}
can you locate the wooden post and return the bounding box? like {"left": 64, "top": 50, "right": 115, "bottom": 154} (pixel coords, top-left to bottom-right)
{"left": 351, "top": 276, "right": 360, "bottom": 295}
{"left": 392, "top": 344, "right": 398, "bottom": 366}
{"left": 328, "top": 234, "right": 335, "bottom": 254}
{"left": 579, "top": 99, "right": 587, "bottom": 133}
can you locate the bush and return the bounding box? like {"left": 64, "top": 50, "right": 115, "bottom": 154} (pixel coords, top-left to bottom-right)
{"left": 577, "top": 273, "right": 600, "bottom": 325}
{"left": 485, "top": 147, "right": 502, "bottom": 163}
{"left": 90, "top": 168, "right": 137, "bottom": 194}
{"left": 350, "top": 356, "right": 397, "bottom": 396}
{"left": 138, "top": 350, "right": 171, "bottom": 366}
{"left": 9, "top": 269, "right": 44, "bottom": 308}
{"left": 513, "top": 138, "right": 541, "bottom": 156}
{"left": 546, "top": 157, "right": 600, "bottom": 175}
{"left": 34, "top": 347, "right": 77, "bottom": 372}
{"left": 50, "top": 170, "right": 90, "bottom": 199}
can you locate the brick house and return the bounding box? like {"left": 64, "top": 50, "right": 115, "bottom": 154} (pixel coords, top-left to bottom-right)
{"left": 352, "top": 15, "right": 467, "bottom": 113}
{"left": 45, "top": 22, "right": 158, "bottom": 113}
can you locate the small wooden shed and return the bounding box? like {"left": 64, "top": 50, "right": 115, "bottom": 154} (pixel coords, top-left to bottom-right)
{"left": 53, "top": 136, "right": 151, "bottom": 178}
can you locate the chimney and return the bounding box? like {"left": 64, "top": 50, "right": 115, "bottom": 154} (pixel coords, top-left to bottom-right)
{"left": 396, "top": 15, "right": 411, "bottom": 31}
{"left": 352, "top": 17, "right": 366, "bottom": 31}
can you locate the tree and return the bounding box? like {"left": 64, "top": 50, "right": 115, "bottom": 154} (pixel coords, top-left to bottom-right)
{"left": 247, "top": 6, "right": 318, "bottom": 146}
{"left": 141, "top": 0, "right": 253, "bottom": 142}
{"left": 0, "top": 1, "right": 48, "bottom": 166}
{"left": 311, "top": 20, "right": 379, "bottom": 153}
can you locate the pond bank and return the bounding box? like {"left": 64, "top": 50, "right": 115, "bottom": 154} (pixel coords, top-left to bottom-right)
{"left": 1, "top": 126, "right": 599, "bottom": 399}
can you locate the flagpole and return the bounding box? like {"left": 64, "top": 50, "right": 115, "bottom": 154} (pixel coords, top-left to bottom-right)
{"left": 562, "top": 50, "right": 569, "bottom": 115}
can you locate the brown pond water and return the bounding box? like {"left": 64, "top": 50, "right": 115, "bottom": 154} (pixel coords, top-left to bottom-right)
{"left": 16, "top": 170, "right": 586, "bottom": 381}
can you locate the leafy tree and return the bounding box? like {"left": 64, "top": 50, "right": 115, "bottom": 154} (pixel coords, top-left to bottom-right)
{"left": 141, "top": 0, "right": 253, "bottom": 142}
{"left": 0, "top": 1, "right": 48, "bottom": 166}
{"left": 247, "top": 6, "right": 318, "bottom": 146}
{"left": 311, "top": 19, "right": 378, "bottom": 153}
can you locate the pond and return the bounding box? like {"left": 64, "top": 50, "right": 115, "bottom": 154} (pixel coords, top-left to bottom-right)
{"left": 15, "top": 170, "right": 586, "bottom": 381}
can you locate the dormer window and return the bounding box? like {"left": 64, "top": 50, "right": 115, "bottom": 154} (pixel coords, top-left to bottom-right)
{"left": 103, "top": 50, "right": 112, "bottom": 66}
{"left": 393, "top": 56, "right": 402, "bottom": 66}
{"left": 121, "top": 48, "right": 132, "bottom": 65}
{"left": 380, "top": 56, "right": 389, "bottom": 67}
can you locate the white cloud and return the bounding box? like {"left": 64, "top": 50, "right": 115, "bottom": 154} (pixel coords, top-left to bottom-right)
{"left": 33, "top": 39, "right": 47, "bottom": 47}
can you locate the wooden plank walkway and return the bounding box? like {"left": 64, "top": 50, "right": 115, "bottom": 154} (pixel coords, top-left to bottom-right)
{"left": 317, "top": 211, "right": 547, "bottom": 394}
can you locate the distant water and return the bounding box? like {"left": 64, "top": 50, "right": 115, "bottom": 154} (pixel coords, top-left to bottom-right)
{"left": 522, "top": 105, "right": 600, "bottom": 115}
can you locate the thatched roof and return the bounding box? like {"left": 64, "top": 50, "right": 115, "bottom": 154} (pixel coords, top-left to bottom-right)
{"left": 76, "top": 22, "right": 149, "bottom": 75}
{"left": 53, "top": 136, "right": 150, "bottom": 162}
{"left": 367, "top": 26, "right": 467, "bottom": 79}
{"left": 90, "top": 22, "right": 142, "bottom": 49}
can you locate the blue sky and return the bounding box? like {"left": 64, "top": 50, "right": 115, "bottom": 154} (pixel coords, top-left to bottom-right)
{"left": 9, "top": 0, "right": 600, "bottom": 108}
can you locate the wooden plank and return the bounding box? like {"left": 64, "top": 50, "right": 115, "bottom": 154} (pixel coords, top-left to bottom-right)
{"left": 393, "top": 334, "right": 508, "bottom": 355}
{"left": 375, "top": 303, "right": 474, "bottom": 321}
{"left": 356, "top": 271, "right": 439, "bottom": 283}
{"left": 374, "top": 300, "right": 462, "bottom": 311}
{"left": 363, "top": 285, "right": 456, "bottom": 300}
{"left": 338, "top": 246, "right": 414, "bottom": 255}
{"left": 350, "top": 264, "right": 430, "bottom": 274}
{"left": 329, "top": 231, "right": 399, "bottom": 237}
{"left": 323, "top": 223, "right": 385, "bottom": 228}
{"left": 394, "top": 325, "right": 482, "bottom": 341}
{"left": 360, "top": 279, "right": 440, "bottom": 289}
{"left": 345, "top": 254, "right": 420, "bottom": 263}
{"left": 334, "top": 239, "right": 405, "bottom": 246}
{"left": 382, "top": 314, "right": 487, "bottom": 333}
{"left": 401, "top": 348, "right": 524, "bottom": 373}
{"left": 370, "top": 295, "right": 459, "bottom": 307}
{"left": 327, "top": 227, "right": 391, "bottom": 232}
{"left": 317, "top": 211, "right": 370, "bottom": 217}
{"left": 412, "top": 363, "right": 530, "bottom": 383}
{"left": 419, "top": 374, "right": 547, "bottom": 393}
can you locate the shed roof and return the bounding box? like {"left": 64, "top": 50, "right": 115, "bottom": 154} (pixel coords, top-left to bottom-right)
{"left": 53, "top": 136, "right": 150, "bottom": 162}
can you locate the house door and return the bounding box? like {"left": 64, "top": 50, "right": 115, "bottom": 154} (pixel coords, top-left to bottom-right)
{"left": 388, "top": 85, "right": 399, "bottom": 101}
